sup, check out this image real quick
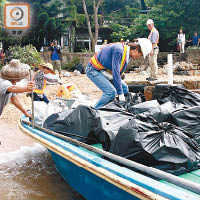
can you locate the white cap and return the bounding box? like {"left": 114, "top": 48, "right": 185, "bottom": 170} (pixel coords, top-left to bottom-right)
{"left": 138, "top": 38, "right": 152, "bottom": 58}
{"left": 146, "top": 19, "right": 154, "bottom": 25}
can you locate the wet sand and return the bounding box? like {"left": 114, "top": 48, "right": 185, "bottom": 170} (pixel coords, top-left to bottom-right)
{"left": 0, "top": 74, "right": 101, "bottom": 153}
{"left": 0, "top": 74, "right": 99, "bottom": 200}
{"left": 0, "top": 123, "right": 35, "bottom": 153}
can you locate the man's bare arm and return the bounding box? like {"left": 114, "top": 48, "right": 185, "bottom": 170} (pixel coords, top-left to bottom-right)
{"left": 7, "top": 81, "right": 34, "bottom": 93}
{"left": 11, "top": 96, "right": 32, "bottom": 118}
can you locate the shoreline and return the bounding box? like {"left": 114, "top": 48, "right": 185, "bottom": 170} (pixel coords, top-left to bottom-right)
{"left": 0, "top": 122, "right": 35, "bottom": 154}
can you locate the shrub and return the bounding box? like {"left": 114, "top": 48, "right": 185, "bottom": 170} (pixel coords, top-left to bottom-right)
{"left": 62, "top": 57, "right": 80, "bottom": 71}
{"left": 8, "top": 44, "right": 42, "bottom": 68}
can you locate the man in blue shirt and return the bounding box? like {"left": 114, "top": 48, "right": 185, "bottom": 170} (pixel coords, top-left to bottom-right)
{"left": 86, "top": 39, "right": 152, "bottom": 109}
{"left": 192, "top": 32, "right": 200, "bottom": 46}
{"left": 48, "top": 40, "right": 62, "bottom": 76}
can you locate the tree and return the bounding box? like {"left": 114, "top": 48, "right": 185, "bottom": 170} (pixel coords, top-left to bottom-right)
{"left": 130, "top": 0, "right": 200, "bottom": 51}
{"left": 30, "top": 0, "right": 67, "bottom": 50}
{"left": 82, "top": 0, "right": 103, "bottom": 51}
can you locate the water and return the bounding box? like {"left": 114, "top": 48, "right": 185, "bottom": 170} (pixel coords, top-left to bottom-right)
{"left": 0, "top": 143, "right": 84, "bottom": 200}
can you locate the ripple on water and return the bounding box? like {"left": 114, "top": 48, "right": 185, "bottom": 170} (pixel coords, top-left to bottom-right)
{"left": 0, "top": 143, "right": 83, "bottom": 200}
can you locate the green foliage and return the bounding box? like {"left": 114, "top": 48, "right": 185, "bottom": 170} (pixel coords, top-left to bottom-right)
{"left": 0, "top": 0, "right": 6, "bottom": 6}
{"left": 110, "top": 23, "right": 132, "bottom": 42}
{"left": 62, "top": 57, "right": 80, "bottom": 71}
{"left": 23, "top": 0, "right": 67, "bottom": 50}
{"left": 76, "top": 14, "right": 86, "bottom": 27}
{"left": 103, "top": 0, "right": 140, "bottom": 14}
{"left": 8, "top": 45, "right": 42, "bottom": 67}
{"left": 135, "top": 0, "right": 200, "bottom": 50}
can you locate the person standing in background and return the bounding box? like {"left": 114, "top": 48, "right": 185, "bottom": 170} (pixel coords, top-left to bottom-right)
{"left": 177, "top": 29, "right": 186, "bottom": 53}
{"left": 48, "top": 40, "right": 62, "bottom": 77}
{"left": 192, "top": 32, "right": 200, "bottom": 46}
{"left": 146, "top": 19, "right": 159, "bottom": 81}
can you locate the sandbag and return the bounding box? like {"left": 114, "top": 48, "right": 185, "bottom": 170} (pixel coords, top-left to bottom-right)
{"left": 155, "top": 85, "right": 200, "bottom": 106}
{"left": 110, "top": 115, "right": 200, "bottom": 174}
{"left": 172, "top": 106, "right": 200, "bottom": 144}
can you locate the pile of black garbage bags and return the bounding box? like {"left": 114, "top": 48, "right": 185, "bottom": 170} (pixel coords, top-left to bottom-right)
{"left": 44, "top": 85, "right": 200, "bottom": 175}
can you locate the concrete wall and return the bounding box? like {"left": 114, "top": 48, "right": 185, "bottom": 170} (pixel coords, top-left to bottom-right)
{"left": 41, "top": 49, "right": 200, "bottom": 69}
{"left": 186, "top": 49, "right": 200, "bottom": 64}
{"left": 41, "top": 51, "right": 93, "bottom": 67}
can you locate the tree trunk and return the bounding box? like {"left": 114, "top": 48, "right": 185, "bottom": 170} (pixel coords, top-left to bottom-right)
{"left": 82, "top": 0, "right": 102, "bottom": 52}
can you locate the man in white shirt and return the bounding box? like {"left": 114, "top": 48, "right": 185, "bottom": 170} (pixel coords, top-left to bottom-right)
{"left": 146, "top": 19, "right": 159, "bottom": 81}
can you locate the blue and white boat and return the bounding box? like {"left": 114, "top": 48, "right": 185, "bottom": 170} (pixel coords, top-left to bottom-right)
{"left": 19, "top": 116, "right": 200, "bottom": 200}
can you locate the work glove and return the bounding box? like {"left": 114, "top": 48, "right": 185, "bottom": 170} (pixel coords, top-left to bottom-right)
{"left": 118, "top": 94, "right": 125, "bottom": 102}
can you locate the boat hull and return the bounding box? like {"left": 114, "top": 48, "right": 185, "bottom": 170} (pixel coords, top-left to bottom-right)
{"left": 50, "top": 150, "right": 139, "bottom": 200}
{"left": 19, "top": 117, "right": 200, "bottom": 200}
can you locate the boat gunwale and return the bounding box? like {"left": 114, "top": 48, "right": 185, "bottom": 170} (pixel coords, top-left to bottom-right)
{"left": 19, "top": 117, "right": 200, "bottom": 200}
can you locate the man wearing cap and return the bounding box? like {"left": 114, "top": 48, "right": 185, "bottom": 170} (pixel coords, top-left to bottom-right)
{"left": 146, "top": 19, "right": 159, "bottom": 81}
{"left": 86, "top": 39, "right": 152, "bottom": 109}
{"left": 0, "top": 59, "right": 34, "bottom": 118}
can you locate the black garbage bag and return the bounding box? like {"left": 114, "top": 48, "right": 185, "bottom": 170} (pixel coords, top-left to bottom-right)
{"left": 101, "top": 92, "right": 146, "bottom": 114}
{"left": 44, "top": 105, "right": 134, "bottom": 150}
{"left": 123, "top": 92, "right": 146, "bottom": 111}
{"left": 153, "top": 84, "right": 184, "bottom": 100}
{"left": 128, "top": 100, "right": 160, "bottom": 115}
{"left": 155, "top": 85, "right": 200, "bottom": 106}
{"left": 98, "top": 106, "right": 134, "bottom": 150}
{"left": 142, "top": 101, "right": 188, "bottom": 123}
{"left": 75, "top": 63, "right": 85, "bottom": 74}
{"left": 110, "top": 115, "right": 200, "bottom": 174}
{"left": 128, "top": 85, "right": 147, "bottom": 94}
{"left": 43, "top": 105, "right": 101, "bottom": 144}
{"left": 172, "top": 106, "right": 200, "bottom": 145}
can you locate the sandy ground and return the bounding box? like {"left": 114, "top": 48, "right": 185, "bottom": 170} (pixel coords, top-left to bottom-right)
{"left": 0, "top": 73, "right": 102, "bottom": 153}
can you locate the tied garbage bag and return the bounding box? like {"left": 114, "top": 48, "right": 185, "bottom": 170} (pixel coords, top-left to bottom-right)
{"left": 110, "top": 115, "right": 200, "bottom": 174}
{"left": 101, "top": 92, "right": 146, "bottom": 113}
{"left": 32, "top": 101, "right": 48, "bottom": 126}
{"left": 128, "top": 100, "right": 160, "bottom": 115}
{"left": 44, "top": 105, "right": 134, "bottom": 149}
{"left": 123, "top": 92, "right": 146, "bottom": 112}
{"left": 172, "top": 106, "right": 200, "bottom": 144}
{"left": 44, "top": 105, "right": 101, "bottom": 144}
{"left": 155, "top": 85, "right": 200, "bottom": 106}
{"left": 98, "top": 107, "right": 134, "bottom": 150}
{"left": 141, "top": 101, "right": 188, "bottom": 123}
